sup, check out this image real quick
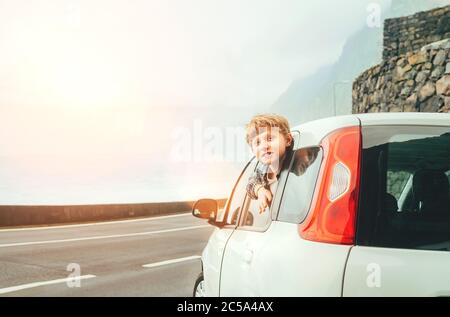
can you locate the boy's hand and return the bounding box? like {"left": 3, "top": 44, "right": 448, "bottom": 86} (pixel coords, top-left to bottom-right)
{"left": 257, "top": 187, "right": 272, "bottom": 213}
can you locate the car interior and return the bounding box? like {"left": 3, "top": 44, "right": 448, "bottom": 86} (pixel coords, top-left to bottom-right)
{"left": 373, "top": 132, "right": 450, "bottom": 250}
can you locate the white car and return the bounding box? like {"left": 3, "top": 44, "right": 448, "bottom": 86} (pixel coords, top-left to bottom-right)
{"left": 192, "top": 112, "right": 450, "bottom": 297}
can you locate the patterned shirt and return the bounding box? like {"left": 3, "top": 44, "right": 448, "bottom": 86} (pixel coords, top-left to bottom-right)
{"left": 245, "top": 163, "right": 281, "bottom": 200}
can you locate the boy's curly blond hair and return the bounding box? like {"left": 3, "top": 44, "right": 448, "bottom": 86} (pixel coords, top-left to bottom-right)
{"left": 245, "top": 114, "right": 291, "bottom": 145}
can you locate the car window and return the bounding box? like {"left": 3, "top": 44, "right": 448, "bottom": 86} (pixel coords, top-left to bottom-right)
{"left": 239, "top": 176, "right": 277, "bottom": 229}
{"left": 357, "top": 126, "right": 450, "bottom": 251}
{"left": 239, "top": 147, "right": 295, "bottom": 230}
{"left": 278, "top": 147, "right": 322, "bottom": 224}
{"left": 216, "top": 158, "right": 257, "bottom": 226}
{"left": 240, "top": 192, "right": 272, "bottom": 229}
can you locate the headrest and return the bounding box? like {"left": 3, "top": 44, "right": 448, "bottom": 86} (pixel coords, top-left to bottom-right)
{"left": 385, "top": 193, "right": 398, "bottom": 212}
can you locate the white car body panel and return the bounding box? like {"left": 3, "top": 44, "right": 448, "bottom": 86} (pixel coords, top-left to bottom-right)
{"left": 291, "top": 115, "right": 361, "bottom": 148}
{"left": 220, "top": 221, "right": 351, "bottom": 297}
{"left": 202, "top": 227, "right": 235, "bottom": 297}
{"left": 343, "top": 246, "right": 450, "bottom": 296}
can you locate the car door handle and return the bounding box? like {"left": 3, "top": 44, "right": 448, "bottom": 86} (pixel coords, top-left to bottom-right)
{"left": 243, "top": 249, "right": 253, "bottom": 264}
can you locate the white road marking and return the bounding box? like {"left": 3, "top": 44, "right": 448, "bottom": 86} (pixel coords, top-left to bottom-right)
{"left": 0, "top": 275, "right": 96, "bottom": 295}
{"left": 142, "top": 256, "right": 202, "bottom": 269}
{"left": 0, "top": 212, "right": 193, "bottom": 232}
{"left": 0, "top": 225, "right": 211, "bottom": 248}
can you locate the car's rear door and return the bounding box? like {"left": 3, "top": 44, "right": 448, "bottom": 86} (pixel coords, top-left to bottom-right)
{"left": 218, "top": 139, "right": 298, "bottom": 297}
{"left": 218, "top": 131, "right": 300, "bottom": 296}
{"left": 344, "top": 124, "right": 450, "bottom": 296}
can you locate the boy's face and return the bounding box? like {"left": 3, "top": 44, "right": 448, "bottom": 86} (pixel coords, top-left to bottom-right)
{"left": 250, "top": 127, "right": 292, "bottom": 167}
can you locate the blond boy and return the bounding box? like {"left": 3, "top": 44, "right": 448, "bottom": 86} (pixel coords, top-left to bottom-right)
{"left": 245, "top": 114, "right": 293, "bottom": 213}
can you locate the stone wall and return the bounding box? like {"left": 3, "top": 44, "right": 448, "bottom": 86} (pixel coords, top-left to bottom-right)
{"left": 353, "top": 40, "right": 450, "bottom": 113}
{"left": 383, "top": 5, "right": 450, "bottom": 60}
{"left": 351, "top": 5, "right": 450, "bottom": 203}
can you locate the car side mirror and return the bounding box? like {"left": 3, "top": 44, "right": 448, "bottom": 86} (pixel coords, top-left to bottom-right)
{"left": 192, "top": 199, "right": 218, "bottom": 222}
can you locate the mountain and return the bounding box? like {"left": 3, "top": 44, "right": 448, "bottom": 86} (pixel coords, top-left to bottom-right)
{"left": 270, "top": 0, "right": 450, "bottom": 125}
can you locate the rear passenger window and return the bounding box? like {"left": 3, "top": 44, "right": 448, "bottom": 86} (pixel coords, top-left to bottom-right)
{"left": 239, "top": 149, "right": 295, "bottom": 230}
{"left": 278, "top": 147, "right": 322, "bottom": 224}
{"left": 238, "top": 132, "right": 301, "bottom": 231}
{"left": 357, "top": 127, "right": 450, "bottom": 251}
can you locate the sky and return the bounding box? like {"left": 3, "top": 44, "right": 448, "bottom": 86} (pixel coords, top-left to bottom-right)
{"left": 0, "top": 0, "right": 395, "bottom": 204}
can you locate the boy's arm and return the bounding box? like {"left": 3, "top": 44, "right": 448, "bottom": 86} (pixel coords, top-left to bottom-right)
{"left": 246, "top": 173, "right": 265, "bottom": 200}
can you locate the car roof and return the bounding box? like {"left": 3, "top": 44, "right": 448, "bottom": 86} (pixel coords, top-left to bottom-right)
{"left": 291, "top": 115, "right": 359, "bottom": 148}
{"left": 354, "top": 112, "right": 450, "bottom": 127}
{"left": 291, "top": 113, "right": 449, "bottom": 148}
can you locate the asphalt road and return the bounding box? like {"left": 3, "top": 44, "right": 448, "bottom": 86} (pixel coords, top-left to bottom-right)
{"left": 0, "top": 213, "right": 215, "bottom": 296}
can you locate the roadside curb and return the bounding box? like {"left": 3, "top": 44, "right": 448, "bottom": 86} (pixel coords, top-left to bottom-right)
{"left": 0, "top": 198, "right": 227, "bottom": 227}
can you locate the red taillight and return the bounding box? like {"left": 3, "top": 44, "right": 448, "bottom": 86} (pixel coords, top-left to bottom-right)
{"left": 299, "top": 126, "right": 361, "bottom": 245}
